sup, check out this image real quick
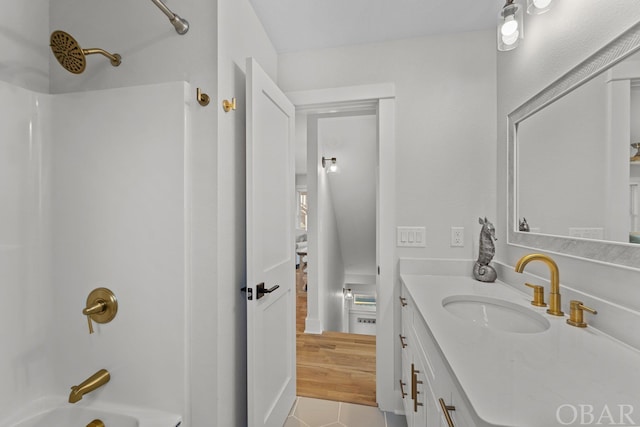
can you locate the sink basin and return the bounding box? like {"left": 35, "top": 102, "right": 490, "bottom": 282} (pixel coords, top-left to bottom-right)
{"left": 442, "top": 295, "right": 550, "bottom": 334}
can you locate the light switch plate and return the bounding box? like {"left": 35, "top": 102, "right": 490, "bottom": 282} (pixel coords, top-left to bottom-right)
{"left": 397, "top": 227, "right": 426, "bottom": 247}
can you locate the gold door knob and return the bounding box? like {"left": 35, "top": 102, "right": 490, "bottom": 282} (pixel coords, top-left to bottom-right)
{"left": 567, "top": 300, "right": 597, "bottom": 328}
{"left": 83, "top": 288, "right": 118, "bottom": 334}
{"left": 524, "top": 282, "right": 547, "bottom": 307}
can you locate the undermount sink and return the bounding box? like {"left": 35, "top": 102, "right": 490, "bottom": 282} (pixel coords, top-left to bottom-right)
{"left": 442, "top": 295, "right": 550, "bottom": 334}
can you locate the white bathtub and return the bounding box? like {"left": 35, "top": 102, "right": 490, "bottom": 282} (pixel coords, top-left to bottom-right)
{"left": 0, "top": 397, "right": 182, "bottom": 427}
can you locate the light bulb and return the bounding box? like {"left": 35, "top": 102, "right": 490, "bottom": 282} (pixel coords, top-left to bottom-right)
{"left": 533, "top": 0, "right": 552, "bottom": 8}
{"left": 502, "top": 30, "right": 520, "bottom": 46}
{"left": 329, "top": 162, "right": 338, "bottom": 173}
{"left": 501, "top": 15, "right": 518, "bottom": 37}
{"left": 498, "top": 1, "right": 523, "bottom": 51}
{"left": 527, "top": 0, "right": 552, "bottom": 15}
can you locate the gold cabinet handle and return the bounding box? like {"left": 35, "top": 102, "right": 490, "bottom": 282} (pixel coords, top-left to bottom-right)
{"left": 399, "top": 334, "right": 408, "bottom": 348}
{"left": 410, "top": 364, "right": 416, "bottom": 399}
{"left": 399, "top": 379, "right": 407, "bottom": 398}
{"left": 567, "top": 300, "right": 598, "bottom": 328}
{"left": 399, "top": 296, "right": 408, "bottom": 307}
{"left": 524, "top": 282, "right": 547, "bottom": 307}
{"left": 439, "top": 398, "right": 456, "bottom": 427}
{"left": 412, "top": 364, "right": 423, "bottom": 412}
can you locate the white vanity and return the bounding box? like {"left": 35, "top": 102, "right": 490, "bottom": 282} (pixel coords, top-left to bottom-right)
{"left": 399, "top": 272, "right": 640, "bottom": 427}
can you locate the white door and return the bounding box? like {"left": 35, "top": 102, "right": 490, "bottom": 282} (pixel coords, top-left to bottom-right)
{"left": 246, "top": 57, "right": 296, "bottom": 427}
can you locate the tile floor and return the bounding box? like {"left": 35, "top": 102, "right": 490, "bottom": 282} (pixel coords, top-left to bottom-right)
{"left": 284, "top": 396, "right": 407, "bottom": 427}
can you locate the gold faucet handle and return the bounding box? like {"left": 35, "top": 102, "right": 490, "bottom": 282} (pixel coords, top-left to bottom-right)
{"left": 83, "top": 288, "right": 118, "bottom": 334}
{"left": 567, "top": 300, "right": 597, "bottom": 328}
{"left": 83, "top": 301, "right": 106, "bottom": 334}
{"left": 524, "top": 283, "right": 547, "bottom": 307}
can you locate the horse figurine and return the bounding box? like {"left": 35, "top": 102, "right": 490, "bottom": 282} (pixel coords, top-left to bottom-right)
{"left": 473, "top": 217, "right": 497, "bottom": 283}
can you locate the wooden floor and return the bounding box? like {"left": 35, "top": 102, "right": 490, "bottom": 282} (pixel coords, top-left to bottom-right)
{"left": 295, "top": 269, "right": 377, "bottom": 407}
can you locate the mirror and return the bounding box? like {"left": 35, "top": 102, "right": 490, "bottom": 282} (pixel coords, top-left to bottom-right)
{"left": 508, "top": 21, "right": 640, "bottom": 269}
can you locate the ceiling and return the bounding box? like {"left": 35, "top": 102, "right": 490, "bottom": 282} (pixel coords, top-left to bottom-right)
{"left": 248, "top": 0, "right": 503, "bottom": 53}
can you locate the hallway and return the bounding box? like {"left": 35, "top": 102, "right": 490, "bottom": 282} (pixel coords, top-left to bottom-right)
{"left": 295, "top": 272, "right": 377, "bottom": 407}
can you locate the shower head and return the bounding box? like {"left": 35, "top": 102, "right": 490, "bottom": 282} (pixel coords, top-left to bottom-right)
{"left": 150, "top": 0, "right": 189, "bottom": 35}
{"left": 50, "top": 31, "right": 121, "bottom": 74}
{"left": 169, "top": 14, "right": 189, "bottom": 35}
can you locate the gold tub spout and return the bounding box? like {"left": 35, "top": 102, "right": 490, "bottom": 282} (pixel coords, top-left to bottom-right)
{"left": 515, "top": 253, "right": 564, "bottom": 316}
{"left": 69, "top": 369, "right": 110, "bottom": 403}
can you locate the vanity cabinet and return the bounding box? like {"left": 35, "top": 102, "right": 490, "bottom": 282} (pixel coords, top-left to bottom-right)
{"left": 399, "top": 285, "right": 477, "bottom": 427}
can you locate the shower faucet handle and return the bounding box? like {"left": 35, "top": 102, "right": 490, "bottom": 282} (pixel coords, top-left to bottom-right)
{"left": 82, "top": 288, "right": 118, "bottom": 334}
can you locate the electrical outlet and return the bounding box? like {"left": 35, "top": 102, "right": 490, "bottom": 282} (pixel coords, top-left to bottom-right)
{"left": 451, "top": 227, "right": 464, "bottom": 247}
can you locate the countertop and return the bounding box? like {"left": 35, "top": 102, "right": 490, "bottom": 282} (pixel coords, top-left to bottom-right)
{"left": 401, "top": 274, "right": 640, "bottom": 427}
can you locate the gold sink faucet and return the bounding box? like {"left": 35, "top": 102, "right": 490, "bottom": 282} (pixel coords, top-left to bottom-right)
{"left": 69, "top": 369, "right": 110, "bottom": 403}
{"left": 515, "top": 253, "right": 564, "bottom": 316}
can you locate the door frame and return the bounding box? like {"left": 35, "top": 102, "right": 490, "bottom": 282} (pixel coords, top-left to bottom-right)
{"left": 286, "top": 83, "right": 398, "bottom": 412}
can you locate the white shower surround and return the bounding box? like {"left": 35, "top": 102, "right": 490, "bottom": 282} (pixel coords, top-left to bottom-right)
{"left": 0, "top": 80, "right": 189, "bottom": 421}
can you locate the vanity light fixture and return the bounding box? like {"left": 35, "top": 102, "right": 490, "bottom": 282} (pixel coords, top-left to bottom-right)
{"left": 343, "top": 288, "right": 354, "bottom": 300}
{"left": 322, "top": 156, "right": 339, "bottom": 173}
{"left": 497, "top": 0, "right": 524, "bottom": 51}
{"left": 527, "top": 0, "right": 553, "bottom": 15}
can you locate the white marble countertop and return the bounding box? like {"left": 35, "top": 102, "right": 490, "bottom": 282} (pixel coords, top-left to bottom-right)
{"left": 401, "top": 274, "right": 640, "bottom": 427}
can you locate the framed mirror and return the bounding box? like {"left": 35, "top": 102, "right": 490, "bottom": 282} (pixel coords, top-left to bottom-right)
{"left": 508, "top": 21, "right": 640, "bottom": 269}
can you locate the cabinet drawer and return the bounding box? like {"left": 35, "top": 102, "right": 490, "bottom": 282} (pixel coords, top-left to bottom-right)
{"left": 412, "top": 309, "right": 445, "bottom": 386}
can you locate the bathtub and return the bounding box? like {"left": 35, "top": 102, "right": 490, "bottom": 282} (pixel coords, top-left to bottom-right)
{"left": 0, "top": 396, "right": 182, "bottom": 427}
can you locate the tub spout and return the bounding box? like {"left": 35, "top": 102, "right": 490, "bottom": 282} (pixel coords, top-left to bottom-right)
{"left": 69, "top": 369, "right": 110, "bottom": 403}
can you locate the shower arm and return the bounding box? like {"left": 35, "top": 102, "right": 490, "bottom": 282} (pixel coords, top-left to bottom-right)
{"left": 150, "top": 0, "right": 189, "bottom": 35}
{"left": 82, "top": 48, "right": 122, "bottom": 66}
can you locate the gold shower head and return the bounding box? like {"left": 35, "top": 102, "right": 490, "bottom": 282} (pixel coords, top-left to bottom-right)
{"left": 50, "top": 30, "right": 121, "bottom": 74}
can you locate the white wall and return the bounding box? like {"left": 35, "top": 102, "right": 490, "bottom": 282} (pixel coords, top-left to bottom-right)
{"left": 0, "top": 82, "right": 53, "bottom": 414}
{"left": 497, "top": 2, "right": 640, "bottom": 319}
{"left": 306, "top": 115, "right": 347, "bottom": 333}
{"left": 319, "top": 173, "right": 345, "bottom": 332}
{"left": 321, "top": 114, "right": 377, "bottom": 279}
{"left": 0, "top": 1, "right": 50, "bottom": 91}
{"left": 49, "top": 0, "right": 217, "bottom": 95}
{"left": 279, "top": 30, "right": 497, "bottom": 261}
{"left": 50, "top": 82, "right": 188, "bottom": 414}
